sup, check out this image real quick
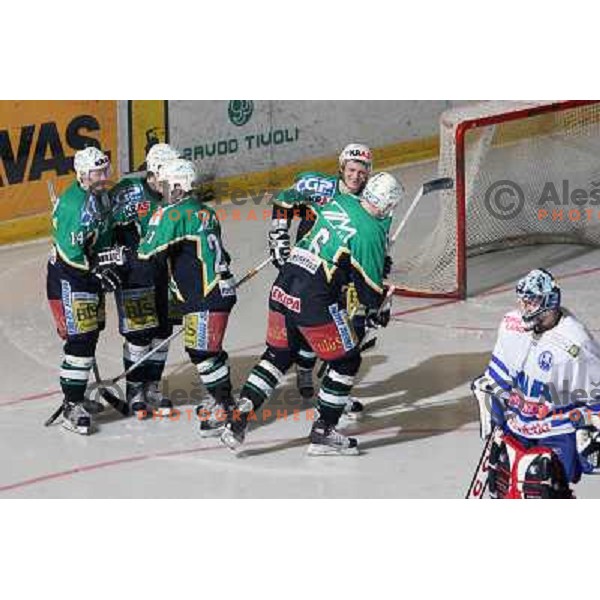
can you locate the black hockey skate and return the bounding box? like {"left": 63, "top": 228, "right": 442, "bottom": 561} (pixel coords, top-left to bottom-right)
{"left": 196, "top": 398, "right": 228, "bottom": 438}
{"left": 220, "top": 398, "right": 253, "bottom": 451}
{"left": 61, "top": 401, "right": 93, "bottom": 435}
{"left": 307, "top": 419, "right": 359, "bottom": 456}
{"left": 145, "top": 381, "right": 173, "bottom": 417}
{"left": 126, "top": 382, "right": 150, "bottom": 420}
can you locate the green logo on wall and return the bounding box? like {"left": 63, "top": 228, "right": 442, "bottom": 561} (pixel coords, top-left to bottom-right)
{"left": 228, "top": 101, "right": 254, "bottom": 126}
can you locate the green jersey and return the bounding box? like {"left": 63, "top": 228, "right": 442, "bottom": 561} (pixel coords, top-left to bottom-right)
{"left": 294, "top": 193, "right": 388, "bottom": 308}
{"left": 111, "top": 176, "right": 163, "bottom": 247}
{"left": 51, "top": 180, "right": 113, "bottom": 271}
{"left": 138, "top": 195, "right": 230, "bottom": 299}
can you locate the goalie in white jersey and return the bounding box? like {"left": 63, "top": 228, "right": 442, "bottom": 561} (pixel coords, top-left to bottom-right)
{"left": 474, "top": 268, "right": 600, "bottom": 498}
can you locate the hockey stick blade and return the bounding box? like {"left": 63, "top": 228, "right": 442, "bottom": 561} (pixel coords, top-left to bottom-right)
{"left": 44, "top": 404, "right": 64, "bottom": 427}
{"left": 92, "top": 363, "right": 129, "bottom": 416}
{"left": 360, "top": 337, "right": 377, "bottom": 352}
{"left": 422, "top": 177, "right": 453, "bottom": 195}
{"left": 98, "top": 387, "right": 129, "bottom": 416}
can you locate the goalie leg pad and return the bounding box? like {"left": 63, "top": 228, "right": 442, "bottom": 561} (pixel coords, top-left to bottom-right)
{"left": 488, "top": 430, "right": 573, "bottom": 499}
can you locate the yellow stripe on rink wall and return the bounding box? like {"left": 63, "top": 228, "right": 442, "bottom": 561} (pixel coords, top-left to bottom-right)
{"left": 0, "top": 212, "right": 51, "bottom": 245}
{"left": 0, "top": 100, "right": 118, "bottom": 245}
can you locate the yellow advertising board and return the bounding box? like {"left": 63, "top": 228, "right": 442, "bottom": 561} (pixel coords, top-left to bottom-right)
{"left": 128, "top": 100, "right": 168, "bottom": 172}
{"left": 0, "top": 100, "right": 118, "bottom": 241}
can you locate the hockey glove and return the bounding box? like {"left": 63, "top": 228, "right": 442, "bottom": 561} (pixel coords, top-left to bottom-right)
{"left": 218, "top": 272, "right": 238, "bottom": 300}
{"left": 96, "top": 245, "right": 129, "bottom": 269}
{"left": 471, "top": 375, "right": 513, "bottom": 440}
{"left": 365, "top": 303, "right": 391, "bottom": 330}
{"left": 576, "top": 428, "right": 600, "bottom": 473}
{"left": 365, "top": 287, "right": 393, "bottom": 330}
{"left": 268, "top": 228, "right": 291, "bottom": 268}
{"left": 93, "top": 265, "right": 122, "bottom": 292}
{"left": 383, "top": 255, "right": 393, "bottom": 279}
{"left": 91, "top": 245, "right": 128, "bottom": 291}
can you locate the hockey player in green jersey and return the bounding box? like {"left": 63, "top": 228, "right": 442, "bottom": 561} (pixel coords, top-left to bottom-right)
{"left": 221, "top": 172, "right": 404, "bottom": 455}
{"left": 138, "top": 159, "right": 238, "bottom": 437}
{"left": 46, "top": 146, "right": 117, "bottom": 435}
{"left": 110, "top": 143, "right": 180, "bottom": 417}
{"left": 268, "top": 143, "right": 376, "bottom": 404}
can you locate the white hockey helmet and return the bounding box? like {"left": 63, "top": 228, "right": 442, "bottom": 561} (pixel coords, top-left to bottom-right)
{"left": 74, "top": 146, "right": 110, "bottom": 186}
{"left": 157, "top": 158, "right": 197, "bottom": 198}
{"left": 146, "top": 143, "right": 180, "bottom": 175}
{"left": 361, "top": 172, "right": 404, "bottom": 219}
{"left": 339, "top": 143, "right": 373, "bottom": 173}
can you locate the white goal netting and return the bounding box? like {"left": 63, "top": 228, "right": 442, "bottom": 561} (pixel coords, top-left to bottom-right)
{"left": 391, "top": 101, "right": 600, "bottom": 297}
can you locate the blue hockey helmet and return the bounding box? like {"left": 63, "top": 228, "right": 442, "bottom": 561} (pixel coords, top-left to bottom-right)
{"left": 516, "top": 268, "right": 561, "bottom": 329}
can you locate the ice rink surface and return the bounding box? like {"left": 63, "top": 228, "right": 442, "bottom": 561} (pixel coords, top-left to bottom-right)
{"left": 2, "top": 159, "right": 600, "bottom": 498}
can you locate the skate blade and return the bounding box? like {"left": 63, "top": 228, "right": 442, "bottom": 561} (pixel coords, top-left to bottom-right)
{"left": 341, "top": 411, "right": 362, "bottom": 421}
{"left": 61, "top": 421, "right": 92, "bottom": 436}
{"left": 198, "top": 424, "right": 226, "bottom": 438}
{"left": 307, "top": 443, "right": 359, "bottom": 456}
{"left": 220, "top": 429, "right": 243, "bottom": 452}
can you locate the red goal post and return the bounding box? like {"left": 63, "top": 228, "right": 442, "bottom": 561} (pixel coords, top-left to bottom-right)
{"left": 390, "top": 100, "right": 600, "bottom": 299}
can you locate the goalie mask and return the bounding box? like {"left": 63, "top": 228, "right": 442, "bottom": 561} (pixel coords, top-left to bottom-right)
{"left": 361, "top": 172, "right": 404, "bottom": 219}
{"left": 74, "top": 147, "right": 111, "bottom": 191}
{"left": 516, "top": 269, "right": 561, "bottom": 331}
{"left": 146, "top": 143, "right": 180, "bottom": 175}
{"left": 156, "top": 158, "right": 197, "bottom": 203}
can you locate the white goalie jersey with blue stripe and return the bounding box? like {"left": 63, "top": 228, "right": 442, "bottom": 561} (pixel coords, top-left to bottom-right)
{"left": 486, "top": 309, "right": 600, "bottom": 438}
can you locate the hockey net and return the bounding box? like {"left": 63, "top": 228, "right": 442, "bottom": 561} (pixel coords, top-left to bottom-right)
{"left": 391, "top": 100, "right": 600, "bottom": 298}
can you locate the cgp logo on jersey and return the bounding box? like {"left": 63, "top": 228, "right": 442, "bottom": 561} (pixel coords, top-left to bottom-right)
{"left": 228, "top": 101, "right": 254, "bottom": 127}
{"left": 538, "top": 351, "right": 554, "bottom": 372}
{"left": 296, "top": 177, "right": 336, "bottom": 197}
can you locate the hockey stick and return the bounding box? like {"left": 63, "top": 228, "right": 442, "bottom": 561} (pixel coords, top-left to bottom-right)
{"left": 44, "top": 403, "right": 65, "bottom": 427}
{"left": 389, "top": 177, "right": 453, "bottom": 247}
{"left": 99, "top": 256, "right": 272, "bottom": 388}
{"left": 47, "top": 180, "right": 58, "bottom": 207}
{"left": 44, "top": 362, "right": 130, "bottom": 426}
{"left": 236, "top": 256, "right": 271, "bottom": 288}
{"left": 465, "top": 426, "right": 497, "bottom": 499}
{"left": 92, "top": 364, "right": 129, "bottom": 416}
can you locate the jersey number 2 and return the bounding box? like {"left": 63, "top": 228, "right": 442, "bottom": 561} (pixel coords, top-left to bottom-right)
{"left": 207, "top": 233, "right": 228, "bottom": 273}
